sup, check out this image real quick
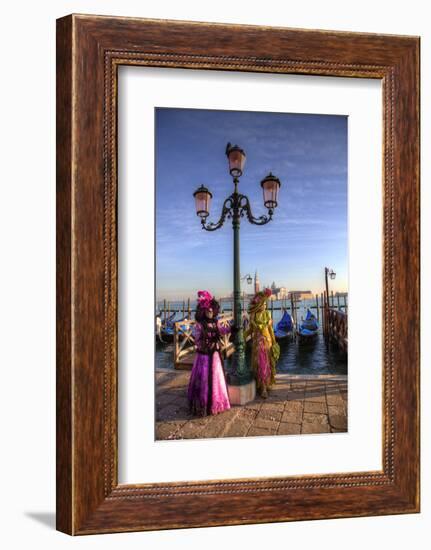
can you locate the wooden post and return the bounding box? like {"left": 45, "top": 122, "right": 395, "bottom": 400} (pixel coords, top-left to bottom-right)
{"left": 173, "top": 321, "right": 179, "bottom": 369}
{"left": 316, "top": 294, "right": 319, "bottom": 321}
{"left": 320, "top": 293, "right": 324, "bottom": 333}
{"left": 323, "top": 291, "right": 327, "bottom": 337}
{"left": 331, "top": 290, "right": 334, "bottom": 309}
{"left": 322, "top": 292, "right": 325, "bottom": 335}
{"left": 319, "top": 293, "right": 323, "bottom": 331}
{"left": 290, "top": 293, "right": 295, "bottom": 328}
{"left": 187, "top": 297, "right": 191, "bottom": 318}
{"left": 167, "top": 301, "right": 171, "bottom": 320}
{"left": 163, "top": 299, "right": 166, "bottom": 322}
{"left": 337, "top": 293, "right": 340, "bottom": 311}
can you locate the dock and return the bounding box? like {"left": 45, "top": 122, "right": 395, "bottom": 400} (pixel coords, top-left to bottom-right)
{"left": 155, "top": 370, "right": 347, "bottom": 440}
{"left": 169, "top": 292, "right": 348, "bottom": 369}
{"left": 173, "top": 314, "right": 251, "bottom": 369}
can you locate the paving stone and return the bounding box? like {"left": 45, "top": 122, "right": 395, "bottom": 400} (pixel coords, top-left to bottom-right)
{"left": 248, "top": 426, "right": 277, "bottom": 436}
{"left": 254, "top": 417, "right": 280, "bottom": 430}
{"left": 245, "top": 401, "right": 263, "bottom": 411}
{"left": 284, "top": 400, "right": 303, "bottom": 413}
{"left": 176, "top": 419, "right": 210, "bottom": 439}
{"left": 223, "top": 408, "right": 257, "bottom": 437}
{"left": 157, "top": 404, "right": 183, "bottom": 421}
{"left": 324, "top": 382, "right": 340, "bottom": 391}
{"left": 168, "top": 393, "right": 186, "bottom": 404}
{"left": 276, "top": 382, "right": 291, "bottom": 391}
{"left": 304, "top": 393, "right": 326, "bottom": 403}
{"left": 178, "top": 415, "right": 210, "bottom": 428}
{"left": 339, "top": 391, "right": 348, "bottom": 402}
{"left": 224, "top": 419, "right": 254, "bottom": 437}
{"left": 155, "top": 370, "right": 347, "bottom": 441}
{"left": 287, "top": 390, "right": 305, "bottom": 401}
{"left": 329, "top": 414, "right": 348, "bottom": 430}
{"left": 289, "top": 382, "right": 306, "bottom": 390}
{"left": 281, "top": 411, "right": 302, "bottom": 424}
{"left": 155, "top": 421, "right": 187, "bottom": 440}
{"left": 301, "top": 422, "right": 331, "bottom": 434}
{"left": 328, "top": 405, "right": 346, "bottom": 416}
{"left": 278, "top": 422, "right": 301, "bottom": 435}
{"left": 261, "top": 401, "right": 285, "bottom": 412}
{"left": 266, "top": 390, "right": 289, "bottom": 403}
{"left": 303, "top": 412, "right": 329, "bottom": 424}
{"left": 156, "top": 393, "right": 177, "bottom": 406}
{"left": 306, "top": 380, "right": 326, "bottom": 392}
{"left": 237, "top": 407, "right": 258, "bottom": 420}
{"left": 326, "top": 393, "right": 345, "bottom": 406}
{"left": 304, "top": 401, "right": 327, "bottom": 414}
{"left": 201, "top": 413, "right": 235, "bottom": 438}
{"left": 256, "top": 409, "right": 283, "bottom": 422}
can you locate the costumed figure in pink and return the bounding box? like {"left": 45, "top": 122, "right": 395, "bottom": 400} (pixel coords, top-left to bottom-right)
{"left": 187, "top": 290, "right": 231, "bottom": 416}
{"left": 245, "top": 288, "right": 280, "bottom": 398}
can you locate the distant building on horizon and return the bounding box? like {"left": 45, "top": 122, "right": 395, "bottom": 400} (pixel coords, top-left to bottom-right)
{"left": 265, "top": 281, "right": 287, "bottom": 301}
{"left": 254, "top": 270, "right": 260, "bottom": 294}
{"left": 288, "top": 290, "right": 313, "bottom": 300}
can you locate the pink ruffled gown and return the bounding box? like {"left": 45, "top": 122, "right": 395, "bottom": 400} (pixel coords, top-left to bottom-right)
{"left": 187, "top": 320, "right": 231, "bottom": 416}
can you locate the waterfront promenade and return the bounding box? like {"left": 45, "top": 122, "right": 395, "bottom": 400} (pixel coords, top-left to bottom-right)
{"left": 155, "top": 370, "right": 347, "bottom": 440}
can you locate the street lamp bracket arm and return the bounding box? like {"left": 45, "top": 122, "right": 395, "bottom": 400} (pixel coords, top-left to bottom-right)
{"left": 201, "top": 196, "right": 234, "bottom": 231}
{"left": 239, "top": 194, "right": 273, "bottom": 226}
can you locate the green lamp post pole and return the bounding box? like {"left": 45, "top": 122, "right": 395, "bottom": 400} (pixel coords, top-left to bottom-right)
{"left": 231, "top": 176, "right": 248, "bottom": 383}
{"left": 193, "top": 144, "right": 282, "bottom": 401}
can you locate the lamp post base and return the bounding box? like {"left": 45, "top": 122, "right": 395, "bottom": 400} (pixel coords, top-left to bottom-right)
{"left": 227, "top": 379, "right": 256, "bottom": 405}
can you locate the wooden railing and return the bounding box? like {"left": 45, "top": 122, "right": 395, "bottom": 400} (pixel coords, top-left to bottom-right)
{"left": 173, "top": 314, "right": 235, "bottom": 369}
{"left": 324, "top": 308, "right": 348, "bottom": 352}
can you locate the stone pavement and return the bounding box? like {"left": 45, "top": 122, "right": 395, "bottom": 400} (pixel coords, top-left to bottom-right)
{"left": 155, "top": 370, "right": 347, "bottom": 440}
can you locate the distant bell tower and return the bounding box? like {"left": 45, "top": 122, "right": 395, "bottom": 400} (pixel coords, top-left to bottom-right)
{"left": 254, "top": 270, "right": 260, "bottom": 294}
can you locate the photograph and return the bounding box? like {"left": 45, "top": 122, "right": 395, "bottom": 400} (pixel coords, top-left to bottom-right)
{"left": 154, "top": 107, "right": 349, "bottom": 440}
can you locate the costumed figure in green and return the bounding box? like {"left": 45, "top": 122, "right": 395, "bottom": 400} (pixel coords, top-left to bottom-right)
{"left": 245, "top": 288, "right": 280, "bottom": 398}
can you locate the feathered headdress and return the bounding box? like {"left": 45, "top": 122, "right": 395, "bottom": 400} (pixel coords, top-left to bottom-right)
{"left": 197, "top": 290, "right": 213, "bottom": 310}
{"left": 248, "top": 288, "right": 272, "bottom": 314}
{"left": 195, "top": 290, "right": 220, "bottom": 321}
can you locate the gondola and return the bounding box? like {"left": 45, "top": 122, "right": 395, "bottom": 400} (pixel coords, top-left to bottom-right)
{"left": 297, "top": 309, "right": 319, "bottom": 340}
{"left": 156, "top": 311, "right": 176, "bottom": 343}
{"left": 159, "top": 314, "right": 190, "bottom": 343}
{"left": 274, "top": 310, "right": 293, "bottom": 341}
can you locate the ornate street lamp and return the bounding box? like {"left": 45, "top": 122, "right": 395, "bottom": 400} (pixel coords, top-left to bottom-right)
{"left": 193, "top": 143, "right": 282, "bottom": 403}
{"left": 193, "top": 185, "right": 212, "bottom": 219}
{"left": 243, "top": 274, "right": 253, "bottom": 285}
{"left": 261, "top": 173, "right": 281, "bottom": 210}
{"left": 226, "top": 143, "right": 246, "bottom": 177}
{"left": 324, "top": 267, "right": 336, "bottom": 308}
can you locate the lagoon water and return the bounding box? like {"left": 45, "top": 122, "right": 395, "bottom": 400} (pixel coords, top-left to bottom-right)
{"left": 156, "top": 298, "right": 348, "bottom": 375}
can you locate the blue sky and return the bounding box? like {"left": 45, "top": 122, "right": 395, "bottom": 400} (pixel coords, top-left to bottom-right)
{"left": 155, "top": 108, "right": 347, "bottom": 301}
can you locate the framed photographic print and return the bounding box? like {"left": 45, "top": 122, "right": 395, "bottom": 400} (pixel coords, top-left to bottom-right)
{"left": 56, "top": 14, "right": 420, "bottom": 535}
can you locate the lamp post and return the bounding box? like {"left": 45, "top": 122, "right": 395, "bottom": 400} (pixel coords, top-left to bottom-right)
{"left": 241, "top": 274, "right": 253, "bottom": 285}
{"left": 324, "top": 267, "right": 336, "bottom": 308}
{"left": 193, "top": 143, "right": 281, "bottom": 403}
